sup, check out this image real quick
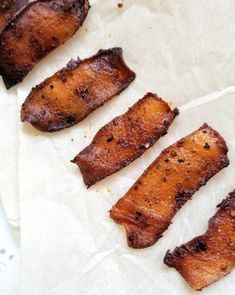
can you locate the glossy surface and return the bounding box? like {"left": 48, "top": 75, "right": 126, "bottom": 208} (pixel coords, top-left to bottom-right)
{"left": 73, "top": 93, "right": 178, "bottom": 187}
{"left": 21, "top": 48, "right": 136, "bottom": 132}
{"left": 0, "top": 0, "right": 90, "bottom": 88}
{"left": 0, "top": 0, "right": 28, "bottom": 33}
{"left": 110, "top": 124, "right": 229, "bottom": 248}
{"left": 164, "top": 190, "right": 235, "bottom": 291}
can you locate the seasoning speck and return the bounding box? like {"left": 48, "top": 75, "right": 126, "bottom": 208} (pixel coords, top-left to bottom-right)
{"left": 117, "top": 3, "right": 123, "bottom": 8}
{"left": 204, "top": 142, "right": 210, "bottom": 149}
{"left": 107, "top": 136, "right": 114, "bottom": 143}
{"left": 40, "top": 108, "right": 46, "bottom": 116}
{"left": 195, "top": 240, "right": 207, "bottom": 252}
{"left": 145, "top": 143, "right": 150, "bottom": 148}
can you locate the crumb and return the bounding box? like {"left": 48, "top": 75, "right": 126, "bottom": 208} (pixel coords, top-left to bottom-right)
{"left": 71, "top": 138, "right": 74, "bottom": 142}
{"left": 84, "top": 135, "right": 87, "bottom": 139}
{"left": 145, "top": 143, "right": 150, "bottom": 149}
{"left": 117, "top": 3, "right": 123, "bottom": 8}
{"left": 107, "top": 188, "right": 112, "bottom": 193}
{"left": 95, "top": 188, "right": 100, "bottom": 193}
{"left": 9, "top": 255, "right": 14, "bottom": 260}
{"left": 168, "top": 101, "right": 173, "bottom": 107}
{"left": 108, "top": 33, "right": 112, "bottom": 38}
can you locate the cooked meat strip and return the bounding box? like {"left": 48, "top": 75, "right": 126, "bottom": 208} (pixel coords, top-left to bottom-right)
{"left": 164, "top": 189, "right": 235, "bottom": 291}
{"left": 110, "top": 124, "right": 229, "bottom": 249}
{"left": 72, "top": 93, "right": 178, "bottom": 187}
{"left": 0, "top": 0, "right": 90, "bottom": 88}
{"left": 21, "top": 48, "right": 135, "bottom": 132}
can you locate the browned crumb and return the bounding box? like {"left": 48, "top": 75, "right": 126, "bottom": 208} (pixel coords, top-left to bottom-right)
{"left": 117, "top": 3, "right": 123, "bottom": 8}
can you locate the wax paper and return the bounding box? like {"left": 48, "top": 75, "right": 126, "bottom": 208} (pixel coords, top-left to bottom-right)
{"left": 1, "top": 0, "right": 235, "bottom": 294}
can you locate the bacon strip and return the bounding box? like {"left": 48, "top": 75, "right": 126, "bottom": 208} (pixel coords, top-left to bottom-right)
{"left": 0, "top": 0, "right": 29, "bottom": 33}
{"left": 164, "top": 190, "right": 235, "bottom": 291}
{"left": 21, "top": 48, "right": 136, "bottom": 132}
{"left": 72, "top": 93, "right": 179, "bottom": 187}
{"left": 0, "top": 0, "right": 90, "bottom": 88}
{"left": 110, "top": 124, "right": 229, "bottom": 248}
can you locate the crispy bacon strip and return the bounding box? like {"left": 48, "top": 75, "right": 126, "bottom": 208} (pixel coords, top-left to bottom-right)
{"left": 72, "top": 93, "right": 179, "bottom": 187}
{"left": 0, "top": 0, "right": 90, "bottom": 88}
{"left": 0, "top": 0, "right": 29, "bottom": 33}
{"left": 164, "top": 190, "right": 235, "bottom": 291}
{"left": 110, "top": 124, "right": 229, "bottom": 249}
{"left": 21, "top": 48, "right": 136, "bottom": 132}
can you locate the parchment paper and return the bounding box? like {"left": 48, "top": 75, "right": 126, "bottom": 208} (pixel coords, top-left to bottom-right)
{"left": 0, "top": 82, "right": 19, "bottom": 227}
{"left": 1, "top": 0, "right": 235, "bottom": 294}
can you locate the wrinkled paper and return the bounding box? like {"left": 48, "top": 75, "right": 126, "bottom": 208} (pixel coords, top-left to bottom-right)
{"left": 1, "top": 0, "right": 235, "bottom": 294}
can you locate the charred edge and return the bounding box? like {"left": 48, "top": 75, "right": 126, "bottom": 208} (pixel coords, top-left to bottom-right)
{"left": 217, "top": 191, "right": 235, "bottom": 210}
{"left": 95, "top": 47, "right": 136, "bottom": 80}
{"left": 51, "top": 0, "right": 89, "bottom": 14}
{"left": 228, "top": 189, "right": 235, "bottom": 200}
{"left": 85, "top": 179, "right": 95, "bottom": 188}
{"left": 127, "top": 233, "right": 155, "bottom": 249}
{"left": 173, "top": 107, "right": 180, "bottom": 117}
{"left": 62, "top": 57, "right": 81, "bottom": 72}
{"left": 126, "top": 227, "right": 165, "bottom": 249}
{"left": 45, "top": 116, "right": 77, "bottom": 132}
{"left": 140, "top": 93, "right": 180, "bottom": 117}
{"left": 201, "top": 123, "right": 229, "bottom": 155}
{"left": 164, "top": 250, "right": 174, "bottom": 267}
{"left": 175, "top": 189, "right": 190, "bottom": 207}
{"left": 97, "top": 47, "right": 123, "bottom": 57}
{"left": 1, "top": 71, "right": 19, "bottom": 89}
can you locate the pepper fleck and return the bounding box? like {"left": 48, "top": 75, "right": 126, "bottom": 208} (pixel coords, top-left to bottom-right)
{"left": 107, "top": 136, "right": 114, "bottom": 143}
{"left": 135, "top": 211, "right": 142, "bottom": 220}
{"left": 204, "top": 142, "right": 210, "bottom": 149}
{"left": 66, "top": 116, "right": 75, "bottom": 124}
{"left": 195, "top": 240, "right": 207, "bottom": 252}
{"left": 40, "top": 108, "right": 46, "bottom": 116}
